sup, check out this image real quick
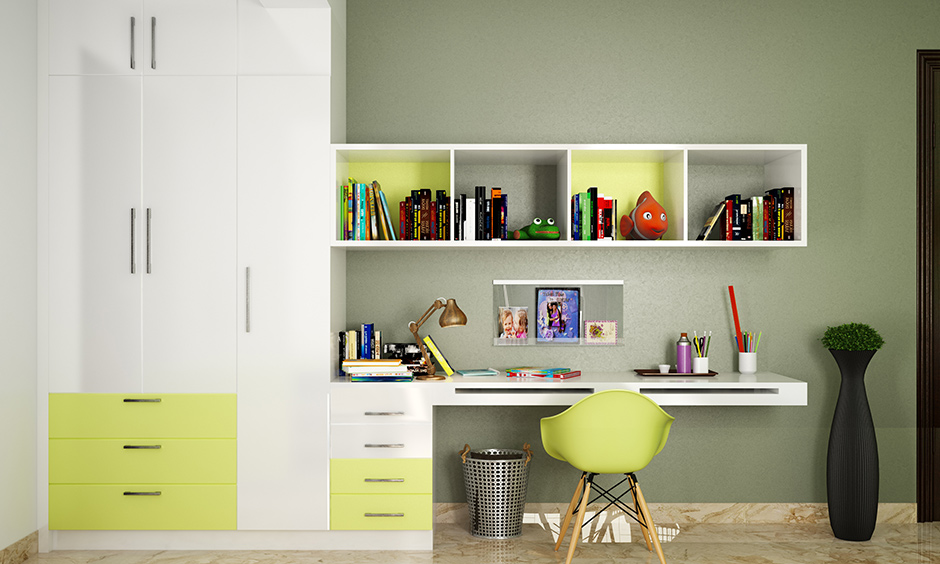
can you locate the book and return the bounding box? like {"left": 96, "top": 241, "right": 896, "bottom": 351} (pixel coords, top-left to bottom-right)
{"left": 782, "top": 187, "right": 795, "bottom": 241}
{"left": 751, "top": 196, "right": 763, "bottom": 241}
{"left": 506, "top": 367, "right": 581, "bottom": 379}
{"left": 361, "top": 323, "right": 373, "bottom": 358}
{"left": 375, "top": 182, "right": 397, "bottom": 241}
{"left": 696, "top": 201, "right": 726, "bottom": 240}
{"left": 342, "top": 358, "right": 402, "bottom": 367}
{"left": 420, "top": 189, "right": 432, "bottom": 240}
{"left": 372, "top": 182, "right": 389, "bottom": 240}
{"left": 343, "top": 364, "right": 411, "bottom": 374}
{"left": 422, "top": 335, "right": 454, "bottom": 376}
{"left": 491, "top": 187, "right": 501, "bottom": 240}
{"left": 349, "top": 374, "right": 414, "bottom": 382}
{"left": 465, "top": 197, "right": 476, "bottom": 241}
{"left": 456, "top": 368, "right": 499, "bottom": 377}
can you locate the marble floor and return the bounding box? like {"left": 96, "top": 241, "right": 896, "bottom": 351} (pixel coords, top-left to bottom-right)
{"left": 25, "top": 520, "right": 940, "bottom": 564}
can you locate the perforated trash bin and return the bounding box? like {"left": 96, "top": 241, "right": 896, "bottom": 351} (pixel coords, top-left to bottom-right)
{"left": 460, "top": 443, "right": 533, "bottom": 539}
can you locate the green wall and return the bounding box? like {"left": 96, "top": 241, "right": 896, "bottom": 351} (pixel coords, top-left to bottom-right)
{"left": 345, "top": 0, "right": 929, "bottom": 503}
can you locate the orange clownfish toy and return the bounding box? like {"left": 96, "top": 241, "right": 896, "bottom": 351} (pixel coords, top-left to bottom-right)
{"left": 619, "top": 191, "right": 668, "bottom": 240}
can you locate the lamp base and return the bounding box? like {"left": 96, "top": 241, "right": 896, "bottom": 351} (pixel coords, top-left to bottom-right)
{"left": 414, "top": 374, "right": 447, "bottom": 381}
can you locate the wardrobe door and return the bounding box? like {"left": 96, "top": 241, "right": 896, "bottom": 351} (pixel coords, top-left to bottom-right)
{"left": 48, "top": 76, "right": 143, "bottom": 393}
{"left": 143, "top": 0, "right": 237, "bottom": 76}
{"left": 141, "top": 76, "right": 236, "bottom": 393}
{"left": 236, "top": 76, "right": 331, "bottom": 530}
{"left": 49, "top": 0, "right": 143, "bottom": 76}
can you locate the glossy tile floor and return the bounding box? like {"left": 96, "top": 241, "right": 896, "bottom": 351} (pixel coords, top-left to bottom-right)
{"left": 26, "top": 519, "right": 940, "bottom": 564}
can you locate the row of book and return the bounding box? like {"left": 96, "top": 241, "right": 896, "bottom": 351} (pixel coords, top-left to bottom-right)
{"left": 697, "top": 187, "right": 796, "bottom": 241}
{"left": 453, "top": 186, "right": 508, "bottom": 240}
{"left": 341, "top": 358, "right": 413, "bottom": 382}
{"left": 339, "top": 180, "right": 452, "bottom": 241}
{"left": 571, "top": 187, "right": 617, "bottom": 240}
{"left": 338, "top": 323, "right": 383, "bottom": 362}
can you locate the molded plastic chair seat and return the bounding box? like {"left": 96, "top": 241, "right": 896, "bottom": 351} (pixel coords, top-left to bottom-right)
{"left": 540, "top": 389, "right": 674, "bottom": 564}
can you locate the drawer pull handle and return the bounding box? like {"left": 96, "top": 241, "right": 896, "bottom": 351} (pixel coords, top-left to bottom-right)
{"left": 364, "top": 443, "right": 405, "bottom": 449}
{"left": 123, "top": 491, "right": 162, "bottom": 496}
{"left": 123, "top": 445, "right": 162, "bottom": 450}
{"left": 365, "top": 513, "right": 404, "bottom": 518}
{"left": 364, "top": 478, "right": 405, "bottom": 483}
{"left": 123, "top": 398, "right": 162, "bottom": 403}
{"left": 364, "top": 411, "right": 405, "bottom": 416}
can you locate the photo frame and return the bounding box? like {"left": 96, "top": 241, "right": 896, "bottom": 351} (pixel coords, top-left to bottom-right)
{"left": 536, "top": 287, "right": 580, "bottom": 343}
{"left": 584, "top": 320, "right": 617, "bottom": 345}
{"left": 497, "top": 306, "right": 529, "bottom": 341}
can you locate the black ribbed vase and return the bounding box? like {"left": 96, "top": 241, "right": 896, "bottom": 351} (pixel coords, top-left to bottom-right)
{"left": 826, "top": 348, "right": 878, "bottom": 541}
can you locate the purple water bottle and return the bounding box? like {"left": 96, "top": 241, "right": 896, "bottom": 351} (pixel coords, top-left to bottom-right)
{"left": 677, "top": 333, "right": 692, "bottom": 373}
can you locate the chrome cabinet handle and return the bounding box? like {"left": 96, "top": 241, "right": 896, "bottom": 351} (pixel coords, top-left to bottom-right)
{"left": 130, "top": 17, "right": 136, "bottom": 69}
{"left": 364, "top": 444, "right": 404, "bottom": 449}
{"left": 364, "top": 513, "right": 404, "bottom": 518}
{"left": 123, "top": 398, "right": 161, "bottom": 403}
{"left": 245, "top": 267, "right": 251, "bottom": 333}
{"left": 364, "top": 478, "right": 404, "bottom": 483}
{"left": 124, "top": 491, "right": 161, "bottom": 496}
{"left": 150, "top": 17, "right": 156, "bottom": 70}
{"left": 130, "top": 208, "right": 136, "bottom": 273}
{"left": 123, "top": 445, "right": 162, "bottom": 450}
{"left": 146, "top": 208, "right": 151, "bottom": 273}
{"left": 364, "top": 411, "right": 405, "bottom": 416}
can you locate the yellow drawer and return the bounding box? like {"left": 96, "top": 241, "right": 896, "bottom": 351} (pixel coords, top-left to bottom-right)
{"left": 50, "top": 439, "right": 235, "bottom": 484}
{"left": 49, "top": 394, "right": 235, "bottom": 438}
{"left": 330, "top": 493, "right": 432, "bottom": 530}
{"left": 49, "top": 484, "right": 235, "bottom": 530}
{"left": 331, "top": 458, "right": 431, "bottom": 494}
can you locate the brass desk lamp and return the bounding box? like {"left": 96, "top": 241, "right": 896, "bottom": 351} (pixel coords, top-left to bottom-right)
{"left": 408, "top": 297, "right": 467, "bottom": 380}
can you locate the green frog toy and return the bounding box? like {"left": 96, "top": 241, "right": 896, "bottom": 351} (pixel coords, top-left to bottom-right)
{"left": 513, "top": 217, "right": 561, "bottom": 240}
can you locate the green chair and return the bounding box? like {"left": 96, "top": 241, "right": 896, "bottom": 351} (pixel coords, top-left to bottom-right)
{"left": 540, "top": 389, "right": 675, "bottom": 564}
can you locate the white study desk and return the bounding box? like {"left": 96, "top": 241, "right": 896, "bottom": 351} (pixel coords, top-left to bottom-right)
{"left": 330, "top": 370, "right": 808, "bottom": 407}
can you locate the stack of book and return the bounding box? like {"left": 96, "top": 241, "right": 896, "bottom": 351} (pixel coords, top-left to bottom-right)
{"left": 697, "top": 187, "right": 795, "bottom": 241}
{"left": 398, "top": 189, "right": 450, "bottom": 241}
{"left": 571, "top": 187, "right": 616, "bottom": 240}
{"left": 506, "top": 367, "right": 581, "bottom": 379}
{"left": 341, "top": 359, "right": 414, "bottom": 382}
{"left": 453, "top": 186, "right": 507, "bottom": 240}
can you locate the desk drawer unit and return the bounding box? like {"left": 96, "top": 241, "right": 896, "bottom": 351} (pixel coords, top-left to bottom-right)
{"left": 330, "top": 493, "right": 432, "bottom": 531}
{"left": 330, "top": 457, "right": 432, "bottom": 530}
{"left": 48, "top": 393, "right": 236, "bottom": 531}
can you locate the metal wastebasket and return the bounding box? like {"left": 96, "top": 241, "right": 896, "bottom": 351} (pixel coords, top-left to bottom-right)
{"left": 460, "top": 443, "right": 533, "bottom": 539}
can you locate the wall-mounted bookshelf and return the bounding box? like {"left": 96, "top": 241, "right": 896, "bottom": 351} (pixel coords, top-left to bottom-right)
{"left": 331, "top": 144, "right": 807, "bottom": 249}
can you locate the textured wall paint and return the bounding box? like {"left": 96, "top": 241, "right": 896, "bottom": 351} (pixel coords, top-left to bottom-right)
{"left": 346, "top": 0, "right": 930, "bottom": 503}
{"left": 0, "top": 0, "right": 37, "bottom": 548}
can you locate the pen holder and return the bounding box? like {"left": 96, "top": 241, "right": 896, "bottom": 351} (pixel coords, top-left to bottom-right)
{"left": 691, "top": 357, "right": 709, "bottom": 374}
{"left": 738, "top": 352, "right": 757, "bottom": 374}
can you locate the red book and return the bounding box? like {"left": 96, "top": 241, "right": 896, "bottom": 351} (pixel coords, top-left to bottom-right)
{"left": 399, "top": 201, "right": 407, "bottom": 240}
{"left": 430, "top": 202, "right": 438, "bottom": 240}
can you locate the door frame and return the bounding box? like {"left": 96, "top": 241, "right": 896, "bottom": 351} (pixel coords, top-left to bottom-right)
{"left": 916, "top": 49, "right": 940, "bottom": 522}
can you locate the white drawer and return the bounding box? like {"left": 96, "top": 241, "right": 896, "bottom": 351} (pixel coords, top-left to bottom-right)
{"left": 331, "top": 385, "right": 433, "bottom": 424}
{"left": 330, "top": 424, "right": 432, "bottom": 459}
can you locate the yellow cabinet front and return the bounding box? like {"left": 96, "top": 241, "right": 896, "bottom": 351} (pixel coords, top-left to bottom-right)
{"left": 49, "top": 394, "right": 236, "bottom": 439}
{"left": 49, "top": 485, "right": 236, "bottom": 530}
{"left": 330, "top": 458, "right": 431, "bottom": 494}
{"left": 330, "top": 493, "right": 432, "bottom": 530}
{"left": 50, "top": 439, "right": 236, "bottom": 484}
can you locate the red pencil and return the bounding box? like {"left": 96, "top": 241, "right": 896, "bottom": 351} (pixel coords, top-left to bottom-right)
{"left": 728, "top": 285, "right": 744, "bottom": 352}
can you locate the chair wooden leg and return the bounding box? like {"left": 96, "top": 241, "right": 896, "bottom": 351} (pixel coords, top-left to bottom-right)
{"left": 628, "top": 475, "right": 653, "bottom": 551}
{"left": 633, "top": 480, "right": 667, "bottom": 564}
{"left": 555, "top": 472, "right": 586, "bottom": 552}
{"left": 564, "top": 478, "right": 592, "bottom": 564}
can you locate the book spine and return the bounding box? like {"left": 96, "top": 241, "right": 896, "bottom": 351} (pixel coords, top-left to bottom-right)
{"left": 429, "top": 201, "right": 438, "bottom": 240}
{"left": 475, "top": 186, "right": 485, "bottom": 240}
{"left": 570, "top": 194, "right": 577, "bottom": 240}
{"left": 491, "top": 187, "right": 501, "bottom": 240}
{"left": 466, "top": 198, "right": 476, "bottom": 241}
{"left": 742, "top": 200, "right": 751, "bottom": 241}
{"left": 783, "top": 187, "right": 795, "bottom": 241}
{"left": 420, "top": 188, "right": 432, "bottom": 240}
{"left": 484, "top": 198, "right": 492, "bottom": 240}
{"left": 588, "top": 187, "right": 598, "bottom": 240}
{"left": 454, "top": 194, "right": 462, "bottom": 241}
{"left": 460, "top": 194, "right": 467, "bottom": 240}
{"left": 612, "top": 199, "right": 618, "bottom": 239}
{"left": 501, "top": 193, "right": 507, "bottom": 240}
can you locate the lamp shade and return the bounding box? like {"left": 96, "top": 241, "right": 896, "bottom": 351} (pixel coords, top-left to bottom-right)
{"left": 439, "top": 298, "right": 467, "bottom": 327}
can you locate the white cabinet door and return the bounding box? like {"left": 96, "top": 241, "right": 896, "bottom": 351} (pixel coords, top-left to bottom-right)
{"left": 144, "top": 0, "right": 237, "bottom": 75}
{"left": 236, "top": 0, "right": 331, "bottom": 76}
{"left": 141, "top": 76, "right": 236, "bottom": 393}
{"left": 48, "top": 76, "right": 143, "bottom": 393}
{"left": 236, "top": 76, "right": 331, "bottom": 530}
{"left": 49, "top": 0, "right": 142, "bottom": 76}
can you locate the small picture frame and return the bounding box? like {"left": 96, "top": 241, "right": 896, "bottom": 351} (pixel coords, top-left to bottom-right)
{"left": 497, "top": 306, "right": 529, "bottom": 341}
{"left": 536, "top": 287, "right": 580, "bottom": 343}
{"left": 584, "top": 320, "right": 618, "bottom": 345}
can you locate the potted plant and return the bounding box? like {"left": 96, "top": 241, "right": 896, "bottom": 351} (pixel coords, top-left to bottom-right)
{"left": 821, "top": 322, "right": 885, "bottom": 542}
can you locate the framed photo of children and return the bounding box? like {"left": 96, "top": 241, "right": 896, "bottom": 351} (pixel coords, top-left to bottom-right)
{"left": 497, "top": 306, "right": 529, "bottom": 341}
{"left": 535, "top": 287, "right": 580, "bottom": 343}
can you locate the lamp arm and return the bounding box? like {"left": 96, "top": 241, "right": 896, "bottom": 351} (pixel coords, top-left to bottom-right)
{"left": 409, "top": 322, "right": 437, "bottom": 376}
{"left": 410, "top": 299, "right": 446, "bottom": 331}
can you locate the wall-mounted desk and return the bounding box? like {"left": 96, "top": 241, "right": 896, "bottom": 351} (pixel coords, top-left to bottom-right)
{"left": 328, "top": 371, "right": 805, "bottom": 547}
